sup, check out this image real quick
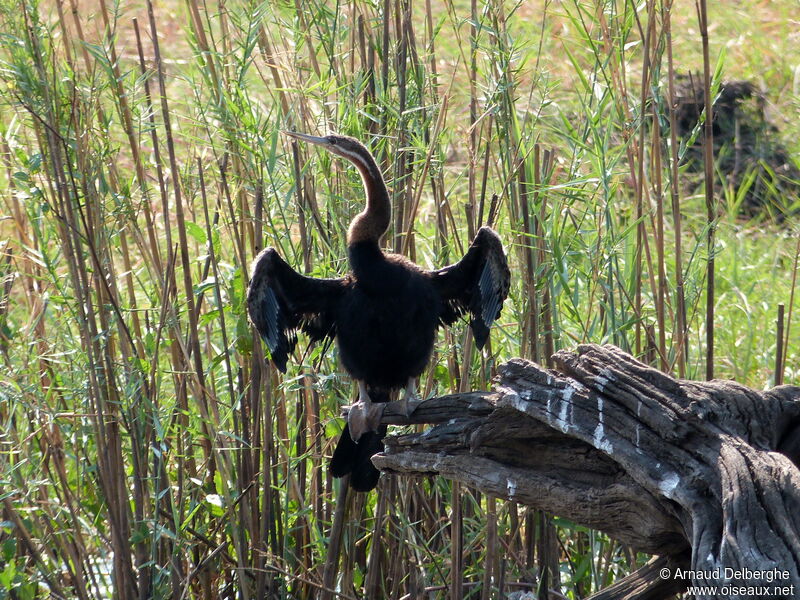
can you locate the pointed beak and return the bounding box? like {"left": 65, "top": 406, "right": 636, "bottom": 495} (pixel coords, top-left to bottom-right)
{"left": 283, "top": 131, "right": 329, "bottom": 146}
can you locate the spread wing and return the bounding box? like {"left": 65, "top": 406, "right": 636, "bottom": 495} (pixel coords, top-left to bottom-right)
{"left": 247, "top": 247, "right": 349, "bottom": 372}
{"left": 427, "top": 226, "right": 511, "bottom": 349}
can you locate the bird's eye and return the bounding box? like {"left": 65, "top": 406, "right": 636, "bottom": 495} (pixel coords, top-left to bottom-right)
{"left": 329, "top": 138, "right": 337, "bottom": 146}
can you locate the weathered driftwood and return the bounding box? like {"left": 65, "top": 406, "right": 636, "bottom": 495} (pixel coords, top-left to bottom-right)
{"left": 371, "top": 344, "right": 800, "bottom": 600}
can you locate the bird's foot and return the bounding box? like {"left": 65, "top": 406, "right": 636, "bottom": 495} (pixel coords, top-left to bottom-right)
{"left": 347, "top": 401, "right": 385, "bottom": 442}
{"left": 347, "top": 382, "right": 385, "bottom": 442}
{"left": 400, "top": 378, "right": 424, "bottom": 419}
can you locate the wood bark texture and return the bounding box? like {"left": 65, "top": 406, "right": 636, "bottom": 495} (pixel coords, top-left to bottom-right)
{"left": 371, "top": 344, "right": 800, "bottom": 600}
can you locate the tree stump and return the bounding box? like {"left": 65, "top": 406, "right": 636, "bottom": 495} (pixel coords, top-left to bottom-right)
{"left": 371, "top": 344, "right": 800, "bottom": 600}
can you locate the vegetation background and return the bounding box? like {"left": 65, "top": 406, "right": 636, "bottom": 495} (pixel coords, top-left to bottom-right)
{"left": 0, "top": 0, "right": 798, "bottom": 598}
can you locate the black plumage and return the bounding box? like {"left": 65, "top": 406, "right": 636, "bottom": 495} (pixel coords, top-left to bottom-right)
{"left": 247, "top": 132, "right": 510, "bottom": 491}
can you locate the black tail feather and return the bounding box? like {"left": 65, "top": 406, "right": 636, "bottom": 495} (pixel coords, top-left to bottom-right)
{"left": 330, "top": 424, "right": 387, "bottom": 492}
{"left": 330, "top": 423, "right": 357, "bottom": 478}
{"left": 330, "top": 386, "right": 390, "bottom": 492}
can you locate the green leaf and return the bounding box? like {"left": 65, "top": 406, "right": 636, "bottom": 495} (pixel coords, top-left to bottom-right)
{"left": 185, "top": 221, "right": 207, "bottom": 245}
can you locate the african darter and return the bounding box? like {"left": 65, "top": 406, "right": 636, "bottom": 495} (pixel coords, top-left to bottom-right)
{"left": 247, "top": 132, "right": 510, "bottom": 491}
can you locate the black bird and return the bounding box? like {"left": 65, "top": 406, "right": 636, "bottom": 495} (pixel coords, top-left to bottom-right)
{"left": 247, "top": 132, "right": 510, "bottom": 491}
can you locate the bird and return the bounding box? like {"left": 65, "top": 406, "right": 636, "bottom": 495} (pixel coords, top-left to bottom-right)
{"left": 247, "top": 131, "right": 510, "bottom": 491}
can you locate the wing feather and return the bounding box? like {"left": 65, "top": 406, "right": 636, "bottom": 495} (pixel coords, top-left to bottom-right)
{"left": 247, "top": 248, "right": 348, "bottom": 372}
{"left": 428, "top": 226, "right": 510, "bottom": 348}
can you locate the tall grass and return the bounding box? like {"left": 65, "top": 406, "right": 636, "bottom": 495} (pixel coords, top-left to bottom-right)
{"left": 0, "top": 0, "right": 798, "bottom": 598}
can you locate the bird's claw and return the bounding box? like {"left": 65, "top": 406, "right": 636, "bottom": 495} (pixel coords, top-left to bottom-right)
{"left": 401, "top": 378, "right": 424, "bottom": 418}
{"left": 347, "top": 400, "right": 385, "bottom": 442}
{"left": 400, "top": 395, "right": 424, "bottom": 419}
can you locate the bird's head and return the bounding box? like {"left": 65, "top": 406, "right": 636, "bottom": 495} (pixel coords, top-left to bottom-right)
{"left": 283, "top": 131, "right": 374, "bottom": 171}
{"left": 283, "top": 130, "right": 389, "bottom": 244}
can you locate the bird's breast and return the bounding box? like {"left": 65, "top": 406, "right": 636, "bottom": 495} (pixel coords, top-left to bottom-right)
{"left": 335, "top": 272, "right": 440, "bottom": 388}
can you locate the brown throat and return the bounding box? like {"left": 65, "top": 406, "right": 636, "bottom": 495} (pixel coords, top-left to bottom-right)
{"left": 346, "top": 154, "right": 391, "bottom": 246}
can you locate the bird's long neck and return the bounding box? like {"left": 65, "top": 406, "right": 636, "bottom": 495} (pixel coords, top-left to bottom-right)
{"left": 346, "top": 153, "right": 390, "bottom": 248}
